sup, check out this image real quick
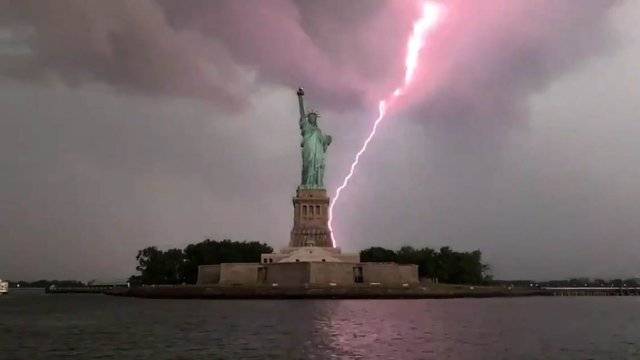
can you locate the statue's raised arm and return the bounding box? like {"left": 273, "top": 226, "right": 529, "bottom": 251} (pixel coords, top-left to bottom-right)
{"left": 297, "top": 87, "right": 306, "bottom": 121}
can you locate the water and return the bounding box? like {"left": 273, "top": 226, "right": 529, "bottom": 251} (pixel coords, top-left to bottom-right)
{"left": 1, "top": 289, "right": 639, "bottom": 359}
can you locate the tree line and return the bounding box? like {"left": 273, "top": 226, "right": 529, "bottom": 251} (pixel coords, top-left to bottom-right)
{"left": 360, "top": 246, "right": 491, "bottom": 284}
{"left": 129, "top": 239, "right": 273, "bottom": 285}
{"left": 8, "top": 280, "right": 85, "bottom": 288}
{"left": 129, "top": 240, "right": 490, "bottom": 285}
{"left": 492, "top": 278, "right": 640, "bottom": 288}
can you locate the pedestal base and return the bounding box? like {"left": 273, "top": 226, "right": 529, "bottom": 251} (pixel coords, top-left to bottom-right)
{"left": 261, "top": 246, "right": 360, "bottom": 264}
{"left": 290, "top": 188, "right": 332, "bottom": 247}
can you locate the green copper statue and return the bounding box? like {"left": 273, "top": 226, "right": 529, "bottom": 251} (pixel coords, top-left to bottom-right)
{"left": 297, "top": 87, "right": 332, "bottom": 189}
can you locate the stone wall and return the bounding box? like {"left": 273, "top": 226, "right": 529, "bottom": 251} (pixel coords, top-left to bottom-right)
{"left": 196, "top": 265, "right": 221, "bottom": 285}
{"left": 398, "top": 264, "right": 420, "bottom": 284}
{"left": 361, "top": 263, "right": 400, "bottom": 285}
{"left": 360, "top": 263, "right": 418, "bottom": 286}
{"left": 265, "top": 262, "right": 309, "bottom": 286}
{"left": 218, "top": 263, "right": 262, "bottom": 285}
{"left": 309, "top": 262, "right": 355, "bottom": 286}
{"left": 197, "top": 261, "right": 420, "bottom": 288}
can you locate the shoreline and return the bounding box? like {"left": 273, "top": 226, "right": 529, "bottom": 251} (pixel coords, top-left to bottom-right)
{"left": 105, "top": 284, "right": 549, "bottom": 300}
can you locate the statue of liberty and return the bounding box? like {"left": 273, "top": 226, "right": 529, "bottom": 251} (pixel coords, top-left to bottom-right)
{"left": 296, "top": 87, "right": 332, "bottom": 189}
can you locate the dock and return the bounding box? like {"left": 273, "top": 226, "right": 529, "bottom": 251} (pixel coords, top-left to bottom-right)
{"left": 543, "top": 287, "right": 640, "bottom": 296}
{"left": 45, "top": 285, "right": 127, "bottom": 294}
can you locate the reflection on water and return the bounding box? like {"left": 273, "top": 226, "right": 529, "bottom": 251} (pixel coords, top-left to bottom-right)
{"left": 1, "top": 289, "right": 639, "bottom": 359}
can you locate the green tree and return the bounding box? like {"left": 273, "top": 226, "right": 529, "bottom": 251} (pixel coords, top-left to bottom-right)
{"left": 396, "top": 246, "right": 419, "bottom": 264}
{"left": 414, "top": 247, "right": 437, "bottom": 278}
{"left": 131, "top": 246, "right": 183, "bottom": 285}
{"left": 360, "top": 247, "right": 397, "bottom": 262}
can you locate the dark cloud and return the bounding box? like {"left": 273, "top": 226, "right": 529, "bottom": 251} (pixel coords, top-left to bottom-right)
{"left": 0, "top": 0, "right": 248, "bottom": 109}
{"left": 0, "top": 0, "right": 412, "bottom": 110}
{"left": 0, "top": 0, "right": 619, "bottom": 116}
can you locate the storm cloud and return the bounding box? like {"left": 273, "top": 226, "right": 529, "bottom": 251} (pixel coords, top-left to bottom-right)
{"left": 1, "top": 1, "right": 618, "bottom": 115}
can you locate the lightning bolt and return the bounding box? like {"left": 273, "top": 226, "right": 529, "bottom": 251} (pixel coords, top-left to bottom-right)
{"left": 328, "top": 1, "right": 444, "bottom": 247}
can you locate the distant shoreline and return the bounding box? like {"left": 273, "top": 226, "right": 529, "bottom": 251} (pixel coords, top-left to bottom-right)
{"left": 105, "top": 284, "right": 549, "bottom": 300}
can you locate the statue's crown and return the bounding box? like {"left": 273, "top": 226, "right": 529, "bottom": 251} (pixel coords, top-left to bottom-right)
{"left": 306, "top": 108, "right": 320, "bottom": 117}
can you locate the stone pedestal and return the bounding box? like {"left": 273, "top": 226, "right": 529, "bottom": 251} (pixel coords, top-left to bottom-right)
{"left": 290, "top": 188, "right": 332, "bottom": 247}
{"left": 261, "top": 246, "right": 360, "bottom": 264}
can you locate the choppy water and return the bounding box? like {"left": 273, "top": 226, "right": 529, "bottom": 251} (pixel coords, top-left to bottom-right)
{"left": 1, "top": 289, "right": 639, "bottom": 359}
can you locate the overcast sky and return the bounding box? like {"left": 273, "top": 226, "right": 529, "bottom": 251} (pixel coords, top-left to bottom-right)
{"left": 1, "top": 0, "right": 638, "bottom": 281}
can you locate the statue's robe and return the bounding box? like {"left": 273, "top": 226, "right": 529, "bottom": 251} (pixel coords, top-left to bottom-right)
{"left": 300, "top": 116, "right": 331, "bottom": 188}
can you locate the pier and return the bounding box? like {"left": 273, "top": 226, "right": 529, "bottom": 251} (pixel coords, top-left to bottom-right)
{"left": 543, "top": 287, "right": 640, "bottom": 296}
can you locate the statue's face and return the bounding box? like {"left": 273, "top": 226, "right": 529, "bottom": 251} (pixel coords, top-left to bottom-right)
{"left": 308, "top": 113, "right": 318, "bottom": 125}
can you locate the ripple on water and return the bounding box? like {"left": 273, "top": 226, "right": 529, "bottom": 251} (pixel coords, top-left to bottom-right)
{"left": 1, "top": 293, "right": 640, "bottom": 359}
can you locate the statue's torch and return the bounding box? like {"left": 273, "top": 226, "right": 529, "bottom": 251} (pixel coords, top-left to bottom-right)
{"left": 297, "top": 87, "right": 305, "bottom": 118}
